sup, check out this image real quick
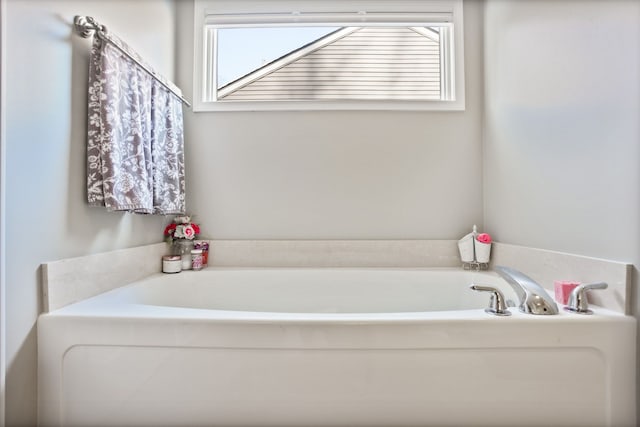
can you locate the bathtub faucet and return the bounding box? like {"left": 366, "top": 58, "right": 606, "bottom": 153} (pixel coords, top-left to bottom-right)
{"left": 494, "top": 266, "right": 559, "bottom": 315}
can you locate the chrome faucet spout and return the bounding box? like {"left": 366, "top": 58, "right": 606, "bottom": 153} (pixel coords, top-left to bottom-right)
{"left": 494, "top": 266, "right": 559, "bottom": 315}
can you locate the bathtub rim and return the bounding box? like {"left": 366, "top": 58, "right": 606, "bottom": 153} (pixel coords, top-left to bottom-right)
{"left": 41, "top": 266, "right": 627, "bottom": 324}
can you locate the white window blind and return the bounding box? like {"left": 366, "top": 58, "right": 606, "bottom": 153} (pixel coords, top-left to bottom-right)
{"left": 193, "top": 0, "right": 465, "bottom": 111}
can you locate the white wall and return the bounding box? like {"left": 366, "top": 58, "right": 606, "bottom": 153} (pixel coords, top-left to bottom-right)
{"left": 3, "top": 1, "right": 175, "bottom": 425}
{"left": 176, "top": 0, "right": 485, "bottom": 240}
{"left": 0, "top": 1, "right": 6, "bottom": 423}
{"left": 484, "top": 0, "right": 640, "bottom": 262}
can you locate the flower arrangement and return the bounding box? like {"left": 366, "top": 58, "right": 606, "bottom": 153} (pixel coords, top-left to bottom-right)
{"left": 164, "top": 215, "right": 200, "bottom": 242}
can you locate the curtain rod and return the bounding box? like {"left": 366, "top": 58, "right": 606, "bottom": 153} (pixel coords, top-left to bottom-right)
{"left": 73, "top": 15, "right": 191, "bottom": 108}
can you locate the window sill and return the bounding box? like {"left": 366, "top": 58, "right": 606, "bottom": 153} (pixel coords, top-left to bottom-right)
{"left": 192, "top": 99, "right": 466, "bottom": 112}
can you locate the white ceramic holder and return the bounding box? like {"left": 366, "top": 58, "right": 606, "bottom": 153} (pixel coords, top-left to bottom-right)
{"left": 458, "top": 225, "right": 490, "bottom": 270}
{"left": 457, "top": 235, "right": 475, "bottom": 263}
{"left": 474, "top": 240, "right": 492, "bottom": 263}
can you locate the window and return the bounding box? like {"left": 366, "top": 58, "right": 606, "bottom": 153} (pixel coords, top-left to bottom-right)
{"left": 194, "top": 0, "right": 465, "bottom": 111}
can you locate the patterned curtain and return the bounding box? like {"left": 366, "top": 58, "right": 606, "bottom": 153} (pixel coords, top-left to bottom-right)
{"left": 86, "top": 33, "right": 185, "bottom": 214}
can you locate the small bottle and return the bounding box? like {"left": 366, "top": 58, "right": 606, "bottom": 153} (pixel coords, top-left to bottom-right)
{"left": 202, "top": 242, "right": 209, "bottom": 266}
{"left": 191, "top": 249, "right": 204, "bottom": 271}
{"left": 194, "top": 240, "right": 209, "bottom": 267}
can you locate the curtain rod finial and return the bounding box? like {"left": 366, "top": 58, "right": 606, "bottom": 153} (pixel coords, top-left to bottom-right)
{"left": 74, "top": 15, "right": 105, "bottom": 38}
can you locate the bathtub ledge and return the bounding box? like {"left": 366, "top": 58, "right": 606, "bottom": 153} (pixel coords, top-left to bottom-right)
{"left": 41, "top": 240, "right": 632, "bottom": 315}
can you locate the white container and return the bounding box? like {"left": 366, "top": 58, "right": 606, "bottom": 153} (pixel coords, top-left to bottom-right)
{"left": 474, "top": 240, "right": 492, "bottom": 263}
{"left": 457, "top": 234, "right": 475, "bottom": 263}
{"left": 191, "top": 249, "right": 204, "bottom": 271}
{"left": 162, "top": 255, "right": 182, "bottom": 274}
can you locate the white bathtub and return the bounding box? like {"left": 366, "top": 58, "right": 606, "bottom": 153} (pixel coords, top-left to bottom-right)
{"left": 37, "top": 268, "right": 636, "bottom": 427}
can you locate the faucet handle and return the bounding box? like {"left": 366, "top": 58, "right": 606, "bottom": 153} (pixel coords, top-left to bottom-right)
{"left": 470, "top": 284, "right": 511, "bottom": 316}
{"left": 564, "top": 282, "right": 608, "bottom": 315}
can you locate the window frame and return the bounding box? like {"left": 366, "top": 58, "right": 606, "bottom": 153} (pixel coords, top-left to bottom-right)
{"left": 193, "top": 0, "right": 465, "bottom": 112}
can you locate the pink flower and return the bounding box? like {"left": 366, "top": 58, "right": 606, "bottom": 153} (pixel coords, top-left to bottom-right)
{"left": 477, "top": 233, "right": 492, "bottom": 244}
{"left": 182, "top": 224, "right": 196, "bottom": 239}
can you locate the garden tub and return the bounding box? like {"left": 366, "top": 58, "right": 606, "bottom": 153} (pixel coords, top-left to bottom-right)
{"left": 37, "top": 268, "right": 636, "bottom": 427}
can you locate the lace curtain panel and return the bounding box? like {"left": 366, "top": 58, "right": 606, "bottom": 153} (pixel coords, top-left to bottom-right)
{"left": 86, "top": 33, "right": 186, "bottom": 214}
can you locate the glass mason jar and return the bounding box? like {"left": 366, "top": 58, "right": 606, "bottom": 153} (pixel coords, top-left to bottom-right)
{"left": 171, "top": 239, "right": 194, "bottom": 270}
